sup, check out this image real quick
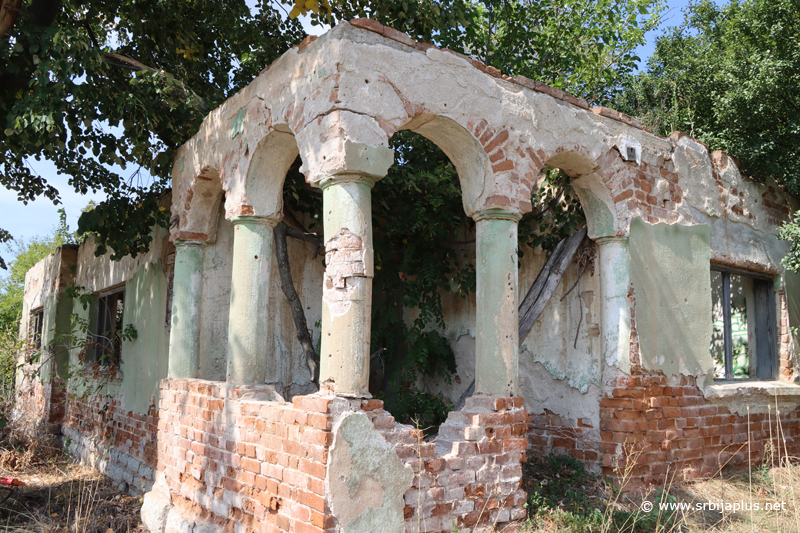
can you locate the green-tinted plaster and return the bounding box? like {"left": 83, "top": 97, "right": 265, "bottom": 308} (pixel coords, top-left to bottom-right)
{"left": 328, "top": 413, "right": 413, "bottom": 532}
{"left": 319, "top": 179, "right": 374, "bottom": 395}
{"left": 630, "top": 218, "right": 714, "bottom": 376}
{"left": 475, "top": 214, "right": 519, "bottom": 396}
{"left": 230, "top": 108, "right": 246, "bottom": 138}
{"left": 121, "top": 261, "right": 170, "bottom": 415}
{"left": 61, "top": 262, "right": 169, "bottom": 414}
{"left": 38, "top": 293, "right": 59, "bottom": 382}
{"left": 227, "top": 217, "right": 275, "bottom": 384}
{"left": 169, "top": 242, "right": 203, "bottom": 379}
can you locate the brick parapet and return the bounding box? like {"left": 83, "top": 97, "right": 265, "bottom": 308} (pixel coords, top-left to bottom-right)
{"left": 154, "top": 379, "right": 528, "bottom": 533}
{"left": 362, "top": 396, "right": 528, "bottom": 532}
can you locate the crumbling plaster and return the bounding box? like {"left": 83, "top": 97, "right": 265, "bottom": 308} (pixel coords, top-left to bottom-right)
{"left": 327, "top": 412, "right": 413, "bottom": 533}
{"left": 170, "top": 20, "right": 679, "bottom": 242}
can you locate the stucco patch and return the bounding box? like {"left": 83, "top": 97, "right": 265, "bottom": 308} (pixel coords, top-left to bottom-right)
{"left": 630, "top": 217, "right": 713, "bottom": 377}
{"left": 327, "top": 412, "right": 413, "bottom": 533}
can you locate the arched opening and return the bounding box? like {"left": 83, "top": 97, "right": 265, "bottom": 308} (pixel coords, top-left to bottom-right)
{"left": 403, "top": 115, "right": 490, "bottom": 217}
{"left": 199, "top": 127, "right": 325, "bottom": 396}
{"left": 367, "top": 123, "right": 484, "bottom": 433}
{"left": 516, "top": 148, "right": 622, "bottom": 462}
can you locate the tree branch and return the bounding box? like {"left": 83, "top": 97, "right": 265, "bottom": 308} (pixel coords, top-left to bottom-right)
{"left": 274, "top": 221, "right": 319, "bottom": 384}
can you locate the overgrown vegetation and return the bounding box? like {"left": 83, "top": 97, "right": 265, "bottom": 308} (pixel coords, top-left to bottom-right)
{"left": 617, "top": 0, "right": 799, "bottom": 192}
{"left": 515, "top": 448, "right": 800, "bottom": 533}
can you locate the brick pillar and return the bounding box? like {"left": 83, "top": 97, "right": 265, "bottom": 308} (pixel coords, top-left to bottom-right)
{"left": 168, "top": 240, "right": 203, "bottom": 378}
{"left": 226, "top": 216, "right": 279, "bottom": 384}
{"left": 473, "top": 209, "right": 522, "bottom": 397}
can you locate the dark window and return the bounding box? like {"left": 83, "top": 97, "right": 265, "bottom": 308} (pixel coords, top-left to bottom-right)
{"left": 710, "top": 267, "right": 777, "bottom": 380}
{"left": 95, "top": 290, "right": 124, "bottom": 366}
{"left": 30, "top": 309, "right": 44, "bottom": 350}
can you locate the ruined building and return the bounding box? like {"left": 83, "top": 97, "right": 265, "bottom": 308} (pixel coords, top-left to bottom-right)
{"left": 16, "top": 20, "right": 800, "bottom": 533}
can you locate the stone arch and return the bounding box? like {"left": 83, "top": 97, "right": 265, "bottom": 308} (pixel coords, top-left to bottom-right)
{"left": 233, "top": 125, "right": 300, "bottom": 220}
{"left": 176, "top": 167, "right": 225, "bottom": 243}
{"left": 541, "top": 147, "right": 621, "bottom": 239}
{"left": 399, "top": 115, "right": 490, "bottom": 217}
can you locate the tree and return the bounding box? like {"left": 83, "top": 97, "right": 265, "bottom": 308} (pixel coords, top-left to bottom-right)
{"left": 616, "top": 0, "right": 800, "bottom": 193}
{"left": 1, "top": 0, "right": 305, "bottom": 262}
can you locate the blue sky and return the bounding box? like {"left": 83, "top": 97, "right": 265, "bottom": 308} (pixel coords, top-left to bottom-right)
{"left": 1, "top": 0, "right": 693, "bottom": 251}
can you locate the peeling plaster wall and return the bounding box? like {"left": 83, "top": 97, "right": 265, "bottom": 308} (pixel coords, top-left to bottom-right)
{"left": 267, "top": 234, "right": 324, "bottom": 395}
{"left": 413, "top": 241, "right": 601, "bottom": 426}
{"left": 120, "top": 260, "right": 170, "bottom": 415}
{"left": 69, "top": 235, "right": 171, "bottom": 415}
{"left": 194, "top": 208, "right": 325, "bottom": 391}
{"left": 19, "top": 247, "right": 77, "bottom": 383}
{"left": 786, "top": 271, "right": 800, "bottom": 349}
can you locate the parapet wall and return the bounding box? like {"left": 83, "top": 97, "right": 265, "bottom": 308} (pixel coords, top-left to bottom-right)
{"left": 142, "top": 379, "right": 527, "bottom": 533}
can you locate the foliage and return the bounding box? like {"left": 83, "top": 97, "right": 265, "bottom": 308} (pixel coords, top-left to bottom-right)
{"left": 616, "top": 0, "right": 800, "bottom": 193}
{"left": 387, "top": 388, "right": 453, "bottom": 436}
{"left": 0, "top": 327, "right": 24, "bottom": 423}
{"left": 521, "top": 454, "right": 674, "bottom": 532}
{"left": 780, "top": 212, "right": 800, "bottom": 273}
{"left": 0, "top": 208, "right": 75, "bottom": 331}
{"left": 53, "top": 311, "right": 137, "bottom": 378}
{"left": 2, "top": 0, "right": 305, "bottom": 263}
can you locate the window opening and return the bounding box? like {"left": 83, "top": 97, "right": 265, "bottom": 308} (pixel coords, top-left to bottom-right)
{"left": 95, "top": 290, "right": 125, "bottom": 366}
{"left": 30, "top": 309, "right": 44, "bottom": 350}
{"left": 710, "top": 267, "right": 776, "bottom": 380}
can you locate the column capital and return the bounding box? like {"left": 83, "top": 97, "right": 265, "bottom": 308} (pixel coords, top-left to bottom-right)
{"left": 318, "top": 173, "right": 379, "bottom": 190}
{"left": 473, "top": 208, "right": 523, "bottom": 223}
{"left": 174, "top": 239, "right": 205, "bottom": 247}
{"left": 594, "top": 234, "right": 629, "bottom": 245}
{"left": 230, "top": 214, "right": 281, "bottom": 227}
{"left": 301, "top": 140, "right": 395, "bottom": 187}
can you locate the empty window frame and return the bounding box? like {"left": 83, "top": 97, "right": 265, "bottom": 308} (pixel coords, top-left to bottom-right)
{"left": 710, "top": 266, "right": 777, "bottom": 380}
{"left": 30, "top": 308, "right": 44, "bottom": 350}
{"left": 94, "top": 290, "right": 125, "bottom": 366}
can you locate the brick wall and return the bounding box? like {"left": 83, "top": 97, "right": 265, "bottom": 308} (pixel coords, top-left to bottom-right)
{"left": 63, "top": 391, "right": 159, "bottom": 494}
{"left": 526, "top": 410, "right": 600, "bottom": 473}
{"left": 598, "top": 372, "right": 800, "bottom": 490}
{"left": 368, "top": 396, "right": 528, "bottom": 531}
{"left": 525, "top": 285, "right": 800, "bottom": 489}
{"left": 155, "top": 379, "right": 527, "bottom": 533}
{"left": 13, "top": 370, "right": 65, "bottom": 433}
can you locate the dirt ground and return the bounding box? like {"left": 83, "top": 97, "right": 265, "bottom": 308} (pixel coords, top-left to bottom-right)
{"left": 0, "top": 428, "right": 143, "bottom": 533}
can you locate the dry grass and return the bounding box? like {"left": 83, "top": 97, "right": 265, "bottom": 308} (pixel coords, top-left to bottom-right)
{"left": 0, "top": 422, "right": 143, "bottom": 533}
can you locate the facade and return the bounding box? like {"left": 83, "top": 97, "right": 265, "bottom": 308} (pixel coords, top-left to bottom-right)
{"left": 16, "top": 19, "right": 800, "bottom": 533}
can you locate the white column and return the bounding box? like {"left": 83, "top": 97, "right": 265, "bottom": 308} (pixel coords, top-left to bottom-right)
{"left": 596, "top": 236, "right": 632, "bottom": 373}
